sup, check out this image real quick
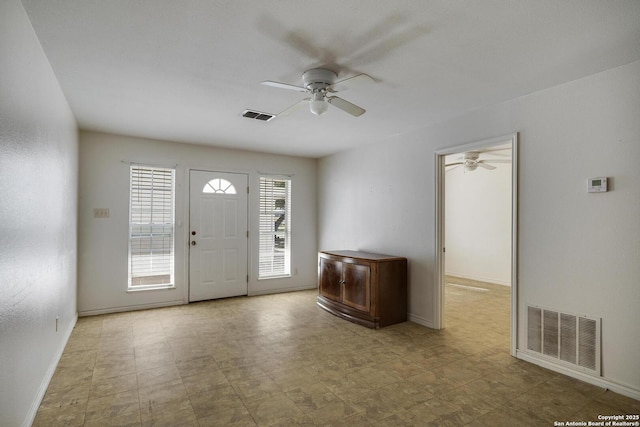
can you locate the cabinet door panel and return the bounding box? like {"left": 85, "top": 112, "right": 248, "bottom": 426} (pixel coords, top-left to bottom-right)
{"left": 319, "top": 258, "right": 342, "bottom": 302}
{"left": 342, "top": 263, "right": 370, "bottom": 312}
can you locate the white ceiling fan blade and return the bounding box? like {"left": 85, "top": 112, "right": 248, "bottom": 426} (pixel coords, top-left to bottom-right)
{"left": 326, "top": 96, "right": 366, "bottom": 117}
{"left": 276, "top": 97, "right": 310, "bottom": 117}
{"left": 480, "top": 159, "right": 511, "bottom": 164}
{"left": 261, "top": 81, "right": 307, "bottom": 92}
{"left": 277, "top": 97, "right": 309, "bottom": 117}
{"left": 446, "top": 164, "right": 462, "bottom": 171}
{"left": 477, "top": 162, "right": 496, "bottom": 170}
{"left": 330, "top": 73, "right": 374, "bottom": 92}
{"left": 446, "top": 162, "right": 464, "bottom": 167}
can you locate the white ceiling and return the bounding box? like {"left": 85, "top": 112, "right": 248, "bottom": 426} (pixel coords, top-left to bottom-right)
{"left": 21, "top": 1, "right": 640, "bottom": 158}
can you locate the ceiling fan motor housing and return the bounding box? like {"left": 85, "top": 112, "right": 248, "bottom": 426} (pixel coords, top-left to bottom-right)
{"left": 302, "top": 68, "right": 337, "bottom": 93}
{"left": 463, "top": 152, "right": 479, "bottom": 171}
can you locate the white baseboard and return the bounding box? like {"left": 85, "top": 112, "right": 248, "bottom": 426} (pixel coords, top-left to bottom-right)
{"left": 78, "top": 300, "right": 184, "bottom": 317}
{"left": 408, "top": 312, "right": 435, "bottom": 329}
{"left": 516, "top": 350, "right": 640, "bottom": 401}
{"left": 23, "top": 312, "right": 78, "bottom": 427}
{"left": 249, "top": 285, "right": 317, "bottom": 296}
{"left": 446, "top": 272, "right": 511, "bottom": 287}
{"left": 79, "top": 288, "right": 319, "bottom": 317}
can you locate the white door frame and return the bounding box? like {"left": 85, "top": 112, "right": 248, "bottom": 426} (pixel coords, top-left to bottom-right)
{"left": 434, "top": 133, "right": 519, "bottom": 356}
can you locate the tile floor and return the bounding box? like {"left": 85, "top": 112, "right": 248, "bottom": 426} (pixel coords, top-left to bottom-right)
{"left": 34, "top": 282, "right": 639, "bottom": 426}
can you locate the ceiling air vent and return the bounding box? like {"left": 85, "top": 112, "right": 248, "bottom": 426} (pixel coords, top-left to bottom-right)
{"left": 242, "top": 110, "right": 275, "bottom": 122}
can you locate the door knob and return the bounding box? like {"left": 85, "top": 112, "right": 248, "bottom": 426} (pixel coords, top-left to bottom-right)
{"left": 191, "top": 241, "right": 197, "bottom": 246}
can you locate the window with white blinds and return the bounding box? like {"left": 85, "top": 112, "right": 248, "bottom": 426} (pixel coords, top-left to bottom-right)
{"left": 259, "top": 176, "right": 291, "bottom": 279}
{"left": 128, "top": 165, "right": 175, "bottom": 289}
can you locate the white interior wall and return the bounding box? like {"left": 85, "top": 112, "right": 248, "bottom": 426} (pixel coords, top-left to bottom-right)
{"left": 318, "top": 60, "right": 640, "bottom": 396}
{"left": 445, "top": 159, "right": 512, "bottom": 285}
{"left": 0, "top": 1, "right": 79, "bottom": 426}
{"left": 78, "top": 131, "right": 317, "bottom": 315}
{"left": 317, "top": 139, "right": 434, "bottom": 325}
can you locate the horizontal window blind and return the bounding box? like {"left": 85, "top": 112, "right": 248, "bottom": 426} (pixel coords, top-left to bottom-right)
{"left": 129, "top": 166, "right": 175, "bottom": 288}
{"left": 259, "top": 177, "right": 291, "bottom": 278}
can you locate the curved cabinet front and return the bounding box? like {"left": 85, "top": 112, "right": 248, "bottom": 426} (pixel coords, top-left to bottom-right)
{"left": 317, "top": 250, "right": 407, "bottom": 329}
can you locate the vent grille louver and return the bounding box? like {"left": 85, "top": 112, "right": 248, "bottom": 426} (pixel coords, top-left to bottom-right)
{"left": 543, "top": 310, "right": 559, "bottom": 358}
{"left": 560, "top": 313, "right": 577, "bottom": 364}
{"left": 527, "top": 306, "right": 542, "bottom": 353}
{"left": 526, "top": 305, "right": 600, "bottom": 376}
{"left": 242, "top": 110, "right": 275, "bottom": 121}
{"left": 578, "top": 317, "right": 597, "bottom": 370}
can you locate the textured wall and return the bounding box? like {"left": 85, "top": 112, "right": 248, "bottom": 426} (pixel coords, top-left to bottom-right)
{"left": 0, "top": 1, "right": 78, "bottom": 426}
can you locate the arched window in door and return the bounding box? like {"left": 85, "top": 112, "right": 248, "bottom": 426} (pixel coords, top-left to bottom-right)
{"left": 202, "top": 178, "right": 236, "bottom": 194}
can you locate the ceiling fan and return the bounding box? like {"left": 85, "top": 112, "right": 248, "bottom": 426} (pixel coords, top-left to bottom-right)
{"left": 446, "top": 151, "right": 511, "bottom": 172}
{"left": 261, "top": 68, "right": 373, "bottom": 117}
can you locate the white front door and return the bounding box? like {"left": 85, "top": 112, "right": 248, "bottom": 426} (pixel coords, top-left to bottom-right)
{"left": 189, "top": 170, "right": 248, "bottom": 301}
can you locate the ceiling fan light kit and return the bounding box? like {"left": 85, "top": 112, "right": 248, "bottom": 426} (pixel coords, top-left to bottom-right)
{"left": 310, "top": 91, "right": 329, "bottom": 115}
{"left": 261, "top": 68, "right": 372, "bottom": 118}
{"left": 305, "top": 69, "right": 336, "bottom": 116}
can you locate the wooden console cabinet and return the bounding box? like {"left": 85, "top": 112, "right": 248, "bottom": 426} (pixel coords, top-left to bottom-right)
{"left": 317, "top": 250, "right": 407, "bottom": 329}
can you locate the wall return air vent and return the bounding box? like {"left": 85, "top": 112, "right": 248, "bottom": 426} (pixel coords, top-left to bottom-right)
{"left": 526, "top": 305, "right": 601, "bottom": 376}
{"left": 242, "top": 110, "right": 275, "bottom": 122}
{"left": 527, "top": 306, "right": 601, "bottom": 376}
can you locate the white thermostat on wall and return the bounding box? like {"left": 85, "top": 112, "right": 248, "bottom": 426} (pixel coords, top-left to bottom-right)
{"left": 588, "top": 177, "right": 608, "bottom": 193}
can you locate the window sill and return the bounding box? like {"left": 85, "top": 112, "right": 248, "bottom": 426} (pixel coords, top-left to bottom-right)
{"left": 127, "top": 284, "right": 175, "bottom": 292}
{"left": 258, "top": 275, "right": 292, "bottom": 281}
